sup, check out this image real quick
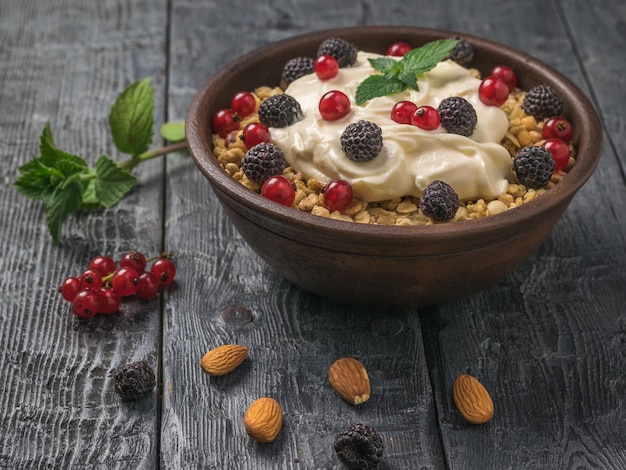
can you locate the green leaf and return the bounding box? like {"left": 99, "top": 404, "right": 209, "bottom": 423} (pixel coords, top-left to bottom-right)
{"left": 79, "top": 179, "right": 104, "bottom": 210}
{"left": 45, "top": 178, "right": 84, "bottom": 243}
{"left": 109, "top": 77, "right": 154, "bottom": 155}
{"left": 13, "top": 159, "right": 59, "bottom": 200}
{"left": 398, "top": 69, "right": 419, "bottom": 92}
{"left": 402, "top": 39, "right": 459, "bottom": 75}
{"left": 39, "top": 123, "right": 87, "bottom": 170}
{"left": 368, "top": 57, "right": 398, "bottom": 74}
{"left": 160, "top": 121, "right": 186, "bottom": 143}
{"left": 355, "top": 38, "right": 460, "bottom": 102}
{"left": 94, "top": 155, "right": 137, "bottom": 207}
{"left": 355, "top": 75, "right": 406, "bottom": 105}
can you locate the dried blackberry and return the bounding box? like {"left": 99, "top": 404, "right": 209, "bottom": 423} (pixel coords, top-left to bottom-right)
{"left": 334, "top": 424, "right": 383, "bottom": 469}
{"left": 258, "top": 93, "right": 303, "bottom": 128}
{"left": 340, "top": 120, "right": 383, "bottom": 162}
{"left": 317, "top": 37, "right": 358, "bottom": 68}
{"left": 419, "top": 180, "right": 460, "bottom": 222}
{"left": 513, "top": 146, "right": 555, "bottom": 188}
{"left": 281, "top": 56, "right": 314, "bottom": 87}
{"left": 522, "top": 84, "right": 563, "bottom": 120}
{"left": 438, "top": 96, "right": 477, "bottom": 137}
{"left": 113, "top": 361, "right": 156, "bottom": 401}
{"left": 446, "top": 37, "right": 474, "bottom": 67}
{"left": 241, "top": 142, "right": 287, "bottom": 185}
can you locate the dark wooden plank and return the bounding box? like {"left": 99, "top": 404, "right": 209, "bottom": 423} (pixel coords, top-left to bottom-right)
{"left": 0, "top": 0, "right": 168, "bottom": 467}
{"left": 161, "top": 0, "right": 450, "bottom": 468}
{"left": 419, "top": 0, "right": 626, "bottom": 468}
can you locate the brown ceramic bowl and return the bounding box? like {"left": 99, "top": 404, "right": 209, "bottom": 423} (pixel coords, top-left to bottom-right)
{"left": 186, "top": 26, "right": 602, "bottom": 308}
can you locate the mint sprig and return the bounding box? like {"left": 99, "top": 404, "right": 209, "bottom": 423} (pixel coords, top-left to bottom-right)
{"left": 355, "top": 39, "right": 459, "bottom": 105}
{"left": 13, "top": 78, "right": 188, "bottom": 243}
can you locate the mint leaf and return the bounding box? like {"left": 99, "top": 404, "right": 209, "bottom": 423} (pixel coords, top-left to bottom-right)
{"left": 160, "top": 121, "right": 186, "bottom": 143}
{"left": 355, "top": 38, "right": 460, "bottom": 104}
{"left": 109, "top": 77, "right": 154, "bottom": 155}
{"left": 13, "top": 158, "right": 59, "bottom": 200}
{"left": 398, "top": 69, "right": 419, "bottom": 91}
{"left": 39, "top": 123, "right": 88, "bottom": 171}
{"left": 402, "top": 39, "right": 459, "bottom": 75}
{"left": 94, "top": 155, "right": 137, "bottom": 207}
{"left": 46, "top": 178, "right": 84, "bottom": 243}
{"left": 79, "top": 179, "right": 103, "bottom": 210}
{"left": 368, "top": 57, "right": 399, "bottom": 74}
{"left": 355, "top": 75, "right": 406, "bottom": 105}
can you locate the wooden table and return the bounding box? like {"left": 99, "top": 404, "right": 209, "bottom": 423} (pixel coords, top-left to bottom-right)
{"left": 1, "top": 1, "right": 624, "bottom": 468}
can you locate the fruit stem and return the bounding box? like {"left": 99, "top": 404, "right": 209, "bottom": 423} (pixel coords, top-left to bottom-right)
{"left": 146, "top": 252, "right": 173, "bottom": 263}
{"left": 118, "top": 141, "right": 188, "bottom": 170}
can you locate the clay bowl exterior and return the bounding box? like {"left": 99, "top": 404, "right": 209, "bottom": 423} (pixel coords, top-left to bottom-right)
{"left": 186, "top": 26, "right": 602, "bottom": 309}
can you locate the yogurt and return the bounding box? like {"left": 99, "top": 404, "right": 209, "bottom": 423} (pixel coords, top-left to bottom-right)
{"left": 269, "top": 51, "right": 512, "bottom": 202}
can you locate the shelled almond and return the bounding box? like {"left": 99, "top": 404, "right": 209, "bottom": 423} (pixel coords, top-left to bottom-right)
{"left": 200, "top": 344, "right": 248, "bottom": 376}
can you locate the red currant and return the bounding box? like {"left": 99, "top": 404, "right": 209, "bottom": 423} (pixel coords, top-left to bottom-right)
{"left": 411, "top": 106, "right": 440, "bottom": 130}
{"left": 478, "top": 76, "right": 510, "bottom": 106}
{"left": 79, "top": 269, "right": 103, "bottom": 291}
{"left": 323, "top": 179, "right": 353, "bottom": 212}
{"left": 97, "top": 287, "right": 121, "bottom": 315}
{"left": 489, "top": 65, "right": 517, "bottom": 91}
{"left": 211, "top": 108, "right": 240, "bottom": 138}
{"left": 314, "top": 54, "right": 339, "bottom": 80}
{"left": 390, "top": 101, "right": 418, "bottom": 124}
{"left": 120, "top": 250, "right": 147, "bottom": 273}
{"left": 230, "top": 91, "right": 257, "bottom": 118}
{"left": 136, "top": 272, "right": 161, "bottom": 301}
{"left": 386, "top": 41, "right": 412, "bottom": 57}
{"left": 542, "top": 116, "right": 573, "bottom": 144}
{"left": 71, "top": 289, "right": 99, "bottom": 318}
{"left": 59, "top": 276, "right": 82, "bottom": 302}
{"left": 151, "top": 258, "right": 176, "bottom": 286}
{"left": 319, "top": 90, "right": 351, "bottom": 121}
{"left": 111, "top": 266, "right": 140, "bottom": 296}
{"left": 241, "top": 122, "right": 270, "bottom": 149}
{"left": 543, "top": 138, "right": 570, "bottom": 172}
{"left": 261, "top": 175, "right": 295, "bottom": 207}
{"left": 88, "top": 255, "right": 116, "bottom": 277}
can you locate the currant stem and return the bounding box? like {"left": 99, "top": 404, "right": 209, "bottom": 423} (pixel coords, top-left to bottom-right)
{"left": 118, "top": 141, "right": 188, "bottom": 171}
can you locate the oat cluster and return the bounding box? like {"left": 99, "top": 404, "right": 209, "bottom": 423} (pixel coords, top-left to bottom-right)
{"left": 212, "top": 81, "right": 575, "bottom": 226}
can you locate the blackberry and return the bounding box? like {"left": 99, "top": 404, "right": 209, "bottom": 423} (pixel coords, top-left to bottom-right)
{"left": 438, "top": 96, "right": 477, "bottom": 137}
{"left": 446, "top": 37, "right": 474, "bottom": 67}
{"left": 340, "top": 120, "right": 383, "bottom": 162}
{"left": 334, "top": 424, "right": 383, "bottom": 469}
{"left": 317, "top": 37, "right": 358, "bottom": 68}
{"left": 513, "top": 146, "right": 555, "bottom": 188}
{"left": 258, "top": 93, "right": 303, "bottom": 128}
{"left": 419, "top": 180, "right": 460, "bottom": 222}
{"left": 113, "top": 361, "right": 156, "bottom": 401}
{"left": 522, "top": 84, "right": 563, "bottom": 120}
{"left": 241, "top": 142, "right": 287, "bottom": 185}
{"left": 281, "top": 57, "right": 314, "bottom": 87}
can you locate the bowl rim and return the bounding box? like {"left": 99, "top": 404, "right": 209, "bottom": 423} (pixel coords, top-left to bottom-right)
{"left": 186, "top": 25, "right": 602, "bottom": 244}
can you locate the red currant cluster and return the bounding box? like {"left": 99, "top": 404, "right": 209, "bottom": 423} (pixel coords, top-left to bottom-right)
{"left": 211, "top": 91, "right": 271, "bottom": 151}
{"left": 58, "top": 251, "right": 177, "bottom": 318}
{"left": 477, "top": 65, "right": 573, "bottom": 172}
{"left": 540, "top": 116, "right": 573, "bottom": 172}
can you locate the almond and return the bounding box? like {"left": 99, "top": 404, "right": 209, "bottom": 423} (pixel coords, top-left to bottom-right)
{"left": 328, "top": 357, "right": 371, "bottom": 405}
{"left": 452, "top": 374, "right": 494, "bottom": 424}
{"left": 200, "top": 344, "right": 248, "bottom": 376}
{"left": 243, "top": 397, "right": 283, "bottom": 443}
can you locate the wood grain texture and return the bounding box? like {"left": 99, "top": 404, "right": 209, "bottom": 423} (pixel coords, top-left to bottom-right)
{"left": 0, "top": 0, "right": 167, "bottom": 468}
{"left": 1, "top": 0, "right": 625, "bottom": 468}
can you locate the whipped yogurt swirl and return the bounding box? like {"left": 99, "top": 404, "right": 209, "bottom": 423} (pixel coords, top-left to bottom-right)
{"left": 269, "top": 51, "right": 512, "bottom": 202}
